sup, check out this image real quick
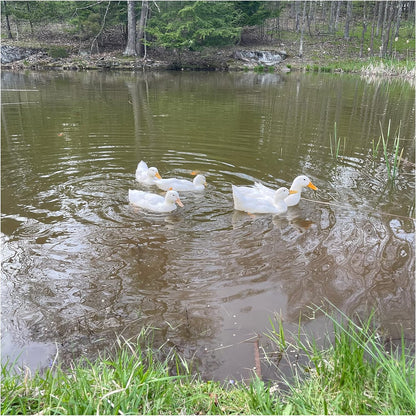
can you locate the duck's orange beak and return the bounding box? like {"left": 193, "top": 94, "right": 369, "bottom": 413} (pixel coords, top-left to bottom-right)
{"left": 289, "top": 190, "right": 297, "bottom": 195}
{"left": 176, "top": 198, "right": 184, "bottom": 207}
{"left": 156, "top": 172, "right": 162, "bottom": 179}
{"left": 308, "top": 181, "right": 318, "bottom": 190}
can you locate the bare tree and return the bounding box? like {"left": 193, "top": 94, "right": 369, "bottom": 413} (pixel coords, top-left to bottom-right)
{"left": 370, "top": 1, "right": 378, "bottom": 56}
{"left": 381, "top": 1, "right": 395, "bottom": 57}
{"left": 293, "top": 1, "right": 300, "bottom": 32}
{"left": 2, "top": 1, "right": 13, "bottom": 39}
{"left": 376, "top": 1, "right": 385, "bottom": 37}
{"left": 137, "top": 1, "right": 149, "bottom": 57}
{"left": 306, "top": 1, "right": 313, "bottom": 36}
{"left": 344, "top": 1, "right": 353, "bottom": 40}
{"left": 360, "top": 1, "right": 368, "bottom": 57}
{"left": 328, "top": 0, "right": 335, "bottom": 34}
{"left": 299, "top": 0, "right": 307, "bottom": 57}
{"left": 334, "top": 1, "right": 341, "bottom": 32}
{"left": 90, "top": 0, "right": 111, "bottom": 54}
{"left": 124, "top": 0, "right": 138, "bottom": 56}
{"left": 394, "top": 1, "right": 403, "bottom": 37}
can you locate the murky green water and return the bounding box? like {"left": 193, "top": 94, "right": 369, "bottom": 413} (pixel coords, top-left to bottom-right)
{"left": 1, "top": 70, "right": 415, "bottom": 381}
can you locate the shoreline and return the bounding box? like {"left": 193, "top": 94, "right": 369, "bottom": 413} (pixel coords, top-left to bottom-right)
{"left": 2, "top": 43, "right": 415, "bottom": 80}
{"left": 2, "top": 311, "right": 414, "bottom": 415}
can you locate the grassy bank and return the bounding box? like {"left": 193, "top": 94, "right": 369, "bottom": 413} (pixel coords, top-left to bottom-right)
{"left": 2, "top": 308, "right": 414, "bottom": 415}
{"left": 297, "top": 56, "right": 415, "bottom": 79}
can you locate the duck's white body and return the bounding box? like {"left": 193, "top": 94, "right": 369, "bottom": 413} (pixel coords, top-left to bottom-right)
{"left": 156, "top": 174, "right": 207, "bottom": 192}
{"left": 232, "top": 185, "right": 292, "bottom": 214}
{"left": 254, "top": 175, "right": 317, "bottom": 207}
{"left": 128, "top": 189, "right": 183, "bottom": 213}
{"left": 135, "top": 160, "right": 162, "bottom": 185}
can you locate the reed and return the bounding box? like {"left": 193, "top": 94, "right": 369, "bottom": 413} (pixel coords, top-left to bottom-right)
{"left": 329, "top": 122, "right": 346, "bottom": 159}
{"left": 371, "top": 136, "right": 382, "bottom": 158}
{"left": 379, "top": 119, "right": 403, "bottom": 180}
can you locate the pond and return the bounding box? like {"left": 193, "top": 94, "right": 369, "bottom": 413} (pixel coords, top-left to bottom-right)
{"left": 1, "top": 70, "right": 415, "bottom": 382}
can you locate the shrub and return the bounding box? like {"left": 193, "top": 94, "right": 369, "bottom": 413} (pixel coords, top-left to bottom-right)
{"left": 47, "top": 46, "right": 69, "bottom": 59}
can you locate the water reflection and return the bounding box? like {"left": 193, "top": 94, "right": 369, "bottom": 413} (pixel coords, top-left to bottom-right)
{"left": 1, "top": 70, "right": 414, "bottom": 381}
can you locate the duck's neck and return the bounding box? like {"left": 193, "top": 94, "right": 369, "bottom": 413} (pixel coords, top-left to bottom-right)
{"left": 164, "top": 199, "right": 176, "bottom": 207}
{"left": 290, "top": 184, "right": 303, "bottom": 193}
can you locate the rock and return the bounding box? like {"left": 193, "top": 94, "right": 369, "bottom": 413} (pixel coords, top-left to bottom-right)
{"left": 1, "top": 45, "right": 39, "bottom": 64}
{"left": 233, "top": 50, "right": 288, "bottom": 66}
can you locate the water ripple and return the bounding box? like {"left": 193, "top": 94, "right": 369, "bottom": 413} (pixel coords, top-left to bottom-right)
{"left": 2, "top": 70, "right": 414, "bottom": 381}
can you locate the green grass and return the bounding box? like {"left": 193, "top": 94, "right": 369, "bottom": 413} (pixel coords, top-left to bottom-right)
{"left": 253, "top": 65, "right": 276, "bottom": 73}
{"left": 274, "top": 306, "right": 415, "bottom": 415}
{"left": 2, "top": 310, "right": 414, "bottom": 415}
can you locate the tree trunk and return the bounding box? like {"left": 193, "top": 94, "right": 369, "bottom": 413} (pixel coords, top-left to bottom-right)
{"left": 388, "top": 2, "right": 398, "bottom": 55}
{"left": 382, "top": 0, "right": 389, "bottom": 35}
{"left": 344, "top": 0, "right": 353, "bottom": 40}
{"left": 334, "top": 1, "right": 341, "bottom": 32}
{"left": 306, "top": 1, "right": 313, "bottom": 37}
{"left": 26, "top": 2, "right": 34, "bottom": 35}
{"left": 370, "top": 2, "right": 377, "bottom": 56}
{"left": 124, "top": 0, "right": 138, "bottom": 56}
{"left": 328, "top": 1, "right": 334, "bottom": 34}
{"left": 360, "top": 1, "right": 367, "bottom": 57}
{"left": 382, "top": 1, "right": 394, "bottom": 57}
{"left": 394, "top": 1, "right": 402, "bottom": 37}
{"left": 3, "top": 1, "right": 13, "bottom": 39}
{"left": 294, "top": 1, "right": 300, "bottom": 32}
{"left": 137, "top": 0, "right": 149, "bottom": 57}
{"left": 273, "top": 2, "right": 281, "bottom": 40}
{"left": 376, "top": 1, "right": 384, "bottom": 37}
{"left": 299, "top": 0, "right": 306, "bottom": 58}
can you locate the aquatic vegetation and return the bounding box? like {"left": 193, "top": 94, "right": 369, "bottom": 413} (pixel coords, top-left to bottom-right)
{"left": 371, "top": 135, "right": 382, "bottom": 158}
{"left": 329, "top": 122, "right": 346, "bottom": 159}
{"left": 378, "top": 119, "right": 404, "bottom": 181}
{"left": 303, "top": 58, "right": 415, "bottom": 79}
{"left": 362, "top": 58, "right": 416, "bottom": 78}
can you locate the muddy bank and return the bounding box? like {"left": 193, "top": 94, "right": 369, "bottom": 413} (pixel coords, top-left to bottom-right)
{"left": 2, "top": 42, "right": 414, "bottom": 80}
{"left": 1, "top": 44, "right": 292, "bottom": 72}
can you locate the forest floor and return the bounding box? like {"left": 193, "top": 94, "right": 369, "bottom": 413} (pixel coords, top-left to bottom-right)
{"left": 1, "top": 23, "right": 415, "bottom": 77}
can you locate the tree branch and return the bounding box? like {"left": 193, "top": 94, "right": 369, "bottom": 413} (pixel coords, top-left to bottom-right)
{"left": 90, "top": 0, "right": 111, "bottom": 54}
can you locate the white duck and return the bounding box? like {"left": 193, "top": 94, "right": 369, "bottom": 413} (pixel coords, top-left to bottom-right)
{"left": 232, "top": 185, "right": 295, "bottom": 214}
{"left": 135, "top": 160, "right": 162, "bottom": 185}
{"left": 155, "top": 174, "right": 207, "bottom": 192}
{"left": 254, "top": 175, "right": 317, "bottom": 207}
{"left": 128, "top": 189, "right": 184, "bottom": 213}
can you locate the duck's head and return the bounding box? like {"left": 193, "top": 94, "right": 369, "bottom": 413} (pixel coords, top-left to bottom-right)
{"left": 193, "top": 174, "right": 207, "bottom": 187}
{"left": 148, "top": 167, "right": 162, "bottom": 180}
{"left": 166, "top": 190, "right": 184, "bottom": 207}
{"left": 292, "top": 175, "right": 317, "bottom": 191}
{"left": 274, "top": 187, "right": 296, "bottom": 201}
